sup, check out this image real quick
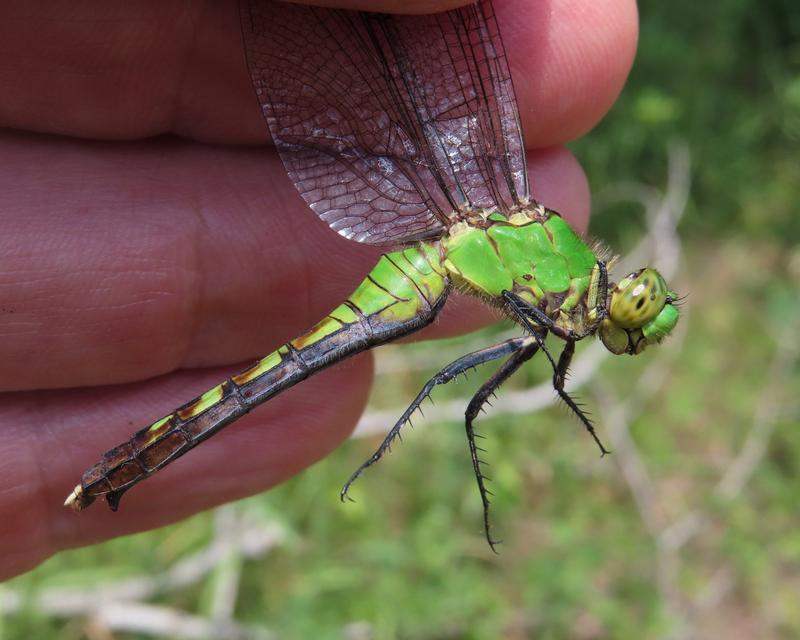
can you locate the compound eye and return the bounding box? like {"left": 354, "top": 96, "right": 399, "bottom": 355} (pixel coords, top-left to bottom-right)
{"left": 609, "top": 268, "right": 668, "bottom": 329}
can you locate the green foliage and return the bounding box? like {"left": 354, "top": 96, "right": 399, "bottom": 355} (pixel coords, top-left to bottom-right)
{"left": 575, "top": 0, "right": 799, "bottom": 245}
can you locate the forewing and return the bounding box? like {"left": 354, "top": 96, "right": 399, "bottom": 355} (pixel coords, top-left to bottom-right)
{"left": 241, "top": 0, "right": 529, "bottom": 245}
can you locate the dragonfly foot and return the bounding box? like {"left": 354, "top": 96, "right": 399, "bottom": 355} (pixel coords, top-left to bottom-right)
{"left": 486, "top": 536, "right": 503, "bottom": 555}
{"left": 339, "top": 485, "right": 357, "bottom": 503}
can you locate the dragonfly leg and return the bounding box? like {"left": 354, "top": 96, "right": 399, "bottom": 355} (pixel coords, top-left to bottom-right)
{"left": 503, "top": 289, "right": 567, "bottom": 342}
{"left": 573, "top": 259, "right": 609, "bottom": 338}
{"left": 552, "top": 339, "right": 610, "bottom": 455}
{"left": 593, "top": 260, "right": 609, "bottom": 321}
{"left": 502, "top": 291, "right": 610, "bottom": 455}
{"left": 502, "top": 290, "right": 560, "bottom": 370}
{"left": 463, "top": 336, "right": 540, "bottom": 552}
{"left": 340, "top": 336, "right": 530, "bottom": 502}
{"left": 503, "top": 270, "right": 608, "bottom": 340}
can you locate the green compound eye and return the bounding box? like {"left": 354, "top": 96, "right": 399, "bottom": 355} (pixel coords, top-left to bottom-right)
{"left": 643, "top": 301, "right": 680, "bottom": 342}
{"left": 609, "top": 268, "right": 669, "bottom": 329}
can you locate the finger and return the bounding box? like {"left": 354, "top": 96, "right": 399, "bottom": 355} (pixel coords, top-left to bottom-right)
{"left": 0, "top": 133, "right": 588, "bottom": 390}
{"left": 285, "top": 0, "right": 473, "bottom": 12}
{"left": 0, "top": 352, "right": 374, "bottom": 580}
{"left": 505, "top": 0, "right": 639, "bottom": 145}
{"left": 0, "top": 0, "right": 637, "bottom": 147}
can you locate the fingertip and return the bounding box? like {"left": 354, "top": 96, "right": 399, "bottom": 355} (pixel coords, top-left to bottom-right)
{"left": 283, "top": 0, "right": 472, "bottom": 12}
{"left": 501, "top": 0, "right": 639, "bottom": 146}
{"left": 527, "top": 146, "right": 591, "bottom": 233}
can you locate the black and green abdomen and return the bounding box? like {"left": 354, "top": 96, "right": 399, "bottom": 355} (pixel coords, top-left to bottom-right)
{"left": 66, "top": 243, "right": 449, "bottom": 511}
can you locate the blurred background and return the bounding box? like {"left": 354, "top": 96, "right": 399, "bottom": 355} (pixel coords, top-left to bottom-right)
{"left": 2, "top": 0, "right": 798, "bottom": 638}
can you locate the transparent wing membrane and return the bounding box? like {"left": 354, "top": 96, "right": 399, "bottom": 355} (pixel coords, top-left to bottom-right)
{"left": 240, "top": 0, "right": 529, "bottom": 244}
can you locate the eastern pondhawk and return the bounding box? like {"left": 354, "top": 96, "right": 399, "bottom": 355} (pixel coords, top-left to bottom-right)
{"left": 65, "top": 0, "right": 679, "bottom": 549}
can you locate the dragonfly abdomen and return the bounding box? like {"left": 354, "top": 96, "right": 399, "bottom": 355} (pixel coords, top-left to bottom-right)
{"left": 65, "top": 243, "right": 450, "bottom": 511}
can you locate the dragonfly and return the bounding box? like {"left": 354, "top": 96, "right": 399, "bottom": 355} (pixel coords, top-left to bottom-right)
{"left": 65, "top": 0, "right": 679, "bottom": 548}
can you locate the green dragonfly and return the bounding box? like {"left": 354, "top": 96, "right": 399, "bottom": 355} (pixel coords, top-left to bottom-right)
{"left": 65, "top": 0, "right": 679, "bottom": 548}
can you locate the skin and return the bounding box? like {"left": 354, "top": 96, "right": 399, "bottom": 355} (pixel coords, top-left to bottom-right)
{"left": 0, "top": 0, "right": 638, "bottom": 579}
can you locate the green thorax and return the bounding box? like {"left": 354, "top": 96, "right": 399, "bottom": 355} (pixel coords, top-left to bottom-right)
{"left": 439, "top": 206, "right": 598, "bottom": 333}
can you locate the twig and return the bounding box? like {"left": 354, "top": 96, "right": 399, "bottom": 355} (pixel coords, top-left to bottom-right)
{"left": 587, "top": 143, "right": 799, "bottom": 638}
{"left": 0, "top": 512, "right": 282, "bottom": 638}
{"left": 85, "top": 602, "right": 271, "bottom": 640}
{"left": 715, "top": 328, "right": 797, "bottom": 500}
{"left": 209, "top": 505, "right": 246, "bottom": 623}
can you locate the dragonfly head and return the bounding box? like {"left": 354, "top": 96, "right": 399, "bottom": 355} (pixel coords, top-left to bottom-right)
{"left": 598, "top": 268, "right": 680, "bottom": 355}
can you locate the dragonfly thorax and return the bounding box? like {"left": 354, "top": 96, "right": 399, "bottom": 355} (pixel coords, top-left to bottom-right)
{"left": 440, "top": 207, "right": 600, "bottom": 336}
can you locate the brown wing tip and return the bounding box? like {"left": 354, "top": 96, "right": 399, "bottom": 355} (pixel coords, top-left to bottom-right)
{"left": 64, "top": 485, "right": 95, "bottom": 511}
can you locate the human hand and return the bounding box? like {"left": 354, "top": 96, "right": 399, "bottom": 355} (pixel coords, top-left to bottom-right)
{"left": 0, "top": 0, "right": 636, "bottom": 579}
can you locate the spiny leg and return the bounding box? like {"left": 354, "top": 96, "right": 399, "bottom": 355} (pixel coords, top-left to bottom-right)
{"left": 583, "top": 259, "right": 609, "bottom": 334}
{"left": 553, "top": 340, "right": 610, "bottom": 455}
{"left": 501, "top": 290, "right": 559, "bottom": 368}
{"left": 341, "top": 336, "right": 531, "bottom": 501}
{"left": 502, "top": 290, "right": 610, "bottom": 455}
{"left": 594, "top": 261, "right": 609, "bottom": 317}
{"left": 463, "top": 336, "right": 540, "bottom": 552}
{"left": 503, "top": 272, "right": 607, "bottom": 340}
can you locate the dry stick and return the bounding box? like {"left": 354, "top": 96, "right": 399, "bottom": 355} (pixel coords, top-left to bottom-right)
{"left": 664, "top": 326, "right": 798, "bottom": 616}
{"left": 597, "top": 326, "right": 798, "bottom": 638}
{"left": 209, "top": 505, "right": 246, "bottom": 624}
{"left": 584, "top": 143, "right": 694, "bottom": 634}
{"left": 661, "top": 325, "right": 799, "bottom": 553}
{"left": 84, "top": 601, "right": 272, "bottom": 640}
{"left": 589, "top": 305, "right": 691, "bottom": 628}
{"left": 590, "top": 357, "right": 688, "bottom": 631}
{"left": 0, "top": 513, "right": 282, "bottom": 638}
{"left": 590, "top": 144, "right": 799, "bottom": 636}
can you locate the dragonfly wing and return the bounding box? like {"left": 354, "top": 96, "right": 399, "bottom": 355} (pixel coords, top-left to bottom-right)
{"left": 241, "top": 0, "right": 529, "bottom": 245}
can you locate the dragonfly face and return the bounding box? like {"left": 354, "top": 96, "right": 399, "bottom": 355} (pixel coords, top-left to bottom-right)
{"left": 599, "top": 268, "right": 680, "bottom": 355}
